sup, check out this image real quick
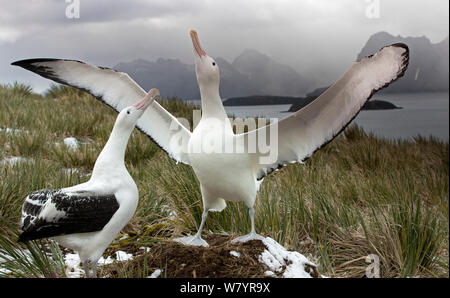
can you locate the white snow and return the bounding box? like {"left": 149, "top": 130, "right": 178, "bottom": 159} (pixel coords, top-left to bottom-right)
{"left": 1, "top": 156, "right": 33, "bottom": 165}
{"left": 148, "top": 269, "right": 162, "bottom": 278}
{"left": 62, "top": 168, "right": 80, "bottom": 176}
{"left": 97, "top": 255, "right": 114, "bottom": 266}
{"left": 115, "top": 251, "right": 133, "bottom": 262}
{"left": 0, "top": 249, "right": 33, "bottom": 276}
{"left": 230, "top": 250, "right": 241, "bottom": 258}
{"left": 63, "top": 137, "right": 79, "bottom": 150}
{"left": 0, "top": 267, "right": 12, "bottom": 275}
{"left": 62, "top": 168, "right": 91, "bottom": 178}
{"left": 139, "top": 247, "right": 151, "bottom": 253}
{"left": 258, "top": 237, "right": 317, "bottom": 278}
{"left": 63, "top": 251, "right": 132, "bottom": 278}
{"left": 64, "top": 253, "right": 85, "bottom": 278}
{"left": 0, "top": 127, "right": 29, "bottom": 135}
{"left": 0, "top": 252, "right": 12, "bottom": 275}
{"left": 264, "top": 270, "right": 275, "bottom": 277}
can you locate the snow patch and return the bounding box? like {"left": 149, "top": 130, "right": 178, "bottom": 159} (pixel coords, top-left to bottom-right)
{"left": 139, "top": 247, "right": 151, "bottom": 253}
{"left": 63, "top": 251, "right": 131, "bottom": 278}
{"left": 1, "top": 156, "right": 33, "bottom": 165}
{"left": 98, "top": 255, "right": 114, "bottom": 266}
{"left": 0, "top": 127, "right": 29, "bottom": 135}
{"left": 64, "top": 253, "right": 85, "bottom": 278}
{"left": 63, "top": 137, "right": 79, "bottom": 150}
{"left": 230, "top": 250, "right": 241, "bottom": 258}
{"left": 115, "top": 251, "right": 133, "bottom": 262}
{"left": 0, "top": 267, "right": 12, "bottom": 275}
{"left": 148, "top": 269, "right": 162, "bottom": 278}
{"left": 259, "top": 237, "right": 316, "bottom": 278}
{"left": 62, "top": 168, "right": 91, "bottom": 178}
{"left": 264, "top": 270, "right": 275, "bottom": 277}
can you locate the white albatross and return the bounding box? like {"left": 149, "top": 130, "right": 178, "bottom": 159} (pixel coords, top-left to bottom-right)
{"left": 12, "top": 30, "right": 409, "bottom": 247}
{"left": 18, "top": 88, "right": 160, "bottom": 277}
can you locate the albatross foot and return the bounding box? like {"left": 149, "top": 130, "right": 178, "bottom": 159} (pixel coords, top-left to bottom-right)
{"left": 174, "top": 235, "right": 209, "bottom": 247}
{"left": 231, "top": 233, "right": 265, "bottom": 244}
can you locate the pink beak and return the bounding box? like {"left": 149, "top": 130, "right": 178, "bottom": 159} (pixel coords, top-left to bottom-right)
{"left": 133, "top": 88, "right": 159, "bottom": 110}
{"left": 190, "top": 29, "right": 207, "bottom": 57}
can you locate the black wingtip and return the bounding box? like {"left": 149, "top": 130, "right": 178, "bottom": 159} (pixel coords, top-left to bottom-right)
{"left": 11, "top": 59, "right": 29, "bottom": 67}
{"left": 11, "top": 58, "right": 59, "bottom": 68}
{"left": 391, "top": 42, "right": 409, "bottom": 52}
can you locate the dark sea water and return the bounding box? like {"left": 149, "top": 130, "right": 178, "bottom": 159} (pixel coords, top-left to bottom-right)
{"left": 219, "top": 92, "right": 449, "bottom": 142}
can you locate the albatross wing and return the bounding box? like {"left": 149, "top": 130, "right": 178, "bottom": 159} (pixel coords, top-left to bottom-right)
{"left": 19, "top": 189, "right": 120, "bottom": 242}
{"left": 11, "top": 59, "right": 191, "bottom": 164}
{"left": 240, "top": 43, "right": 409, "bottom": 180}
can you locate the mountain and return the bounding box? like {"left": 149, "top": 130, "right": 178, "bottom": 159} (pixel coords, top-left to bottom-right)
{"left": 288, "top": 98, "right": 401, "bottom": 113}
{"left": 231, "top": 49, "right": 312, "bottom": 97}
{"left": 357, "top": 32, "right": 449, "bottom": 93}
{"left": 223, "top": 95, "right": 301, "bottom": 106}
{"left": 114, "top": 49, "right": 312, "bottom": 100}
{"left": 114, "top": 58, "right": 198, "bottom": 99}
{"left": 114, "top": 32, "right": 448, "bottom": 102}
{"left": 307, "top": 32, "right": 449, "bottom": 98}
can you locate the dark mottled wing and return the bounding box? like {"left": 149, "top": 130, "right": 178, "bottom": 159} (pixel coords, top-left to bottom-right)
{"left": 19, "top": 189, "right": 119, "bottom": 242}
{"left": 238, "top": 43, "right": 409, "bottom": 180}
{"left": 11, "top": 58, "right": 191, "bottom": 164}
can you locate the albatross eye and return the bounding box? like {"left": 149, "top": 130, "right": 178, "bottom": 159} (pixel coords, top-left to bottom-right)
{"left": 127, "top": 110, "right": 130, "bottom": 114}
{"left": 212, "top": 62, "right": 216, "bottom": 66}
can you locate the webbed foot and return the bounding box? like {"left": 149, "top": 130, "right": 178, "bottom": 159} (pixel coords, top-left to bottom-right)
{"left": 174, "top": 235, "right": 209, "bottom": 247}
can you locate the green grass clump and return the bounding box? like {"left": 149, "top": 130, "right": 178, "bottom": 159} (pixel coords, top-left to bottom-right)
{"left": 0, "top": 83, "right": 448, "bottom": 278}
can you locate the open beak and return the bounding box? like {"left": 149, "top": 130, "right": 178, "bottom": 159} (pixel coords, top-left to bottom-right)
{"left": 190, "top": 29, "right": 207, "bottom": 57}
{"left": 133, "top": 88, "right": 160, "bottom": 110}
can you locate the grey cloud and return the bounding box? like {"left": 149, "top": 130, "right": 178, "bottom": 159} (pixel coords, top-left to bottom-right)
{"left": 0, "top": 0, "right": 448, "bottom": 93}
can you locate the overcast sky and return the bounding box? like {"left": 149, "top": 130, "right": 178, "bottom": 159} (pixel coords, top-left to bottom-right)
{"left": 0, "top": 0, "right": 448, "bottom": 93}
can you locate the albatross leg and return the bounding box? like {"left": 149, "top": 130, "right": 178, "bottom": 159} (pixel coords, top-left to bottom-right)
{"left": 83, "top": 261, "right": 90, "bottom": 278}
{"left": 92, "top": 261, "right": 98, "bottom": 278}
{"left": 174, "top": 209, "right": 209, "bottom": 247}
{"left": 231, "top": 207, "right": 265, "bottom": 244}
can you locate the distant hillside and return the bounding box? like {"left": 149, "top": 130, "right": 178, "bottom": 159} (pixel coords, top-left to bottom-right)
{"left": 114, "top": 49, "right": 312, "bottom": 100}
{"left": 223, "top": 95, "right": 301, "bottom": 106}
{"left": 115, "top": 32, "right": 448, "bottom": 103}
{"left": 307, "top": 32, "right": 449, "bottom": 98}
{"left": 231, "top": 49, "right": 312, "bottom": 97}
{"left": 115, "top": 58, "right": 198, "bottom": 100}
{"left": 287, "top": 98, "right": 401, "bottom": 113}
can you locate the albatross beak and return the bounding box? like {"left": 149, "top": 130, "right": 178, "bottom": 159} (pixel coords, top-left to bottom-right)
{"left": 190, "top": 29, "right": 207, "bottom": 57}
{"left": 133, "top": 88, "right": 160, "bottom": 110}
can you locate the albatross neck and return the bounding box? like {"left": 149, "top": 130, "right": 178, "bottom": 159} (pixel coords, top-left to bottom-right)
{"left": 199, "top": 83, "right": 228, "bottom": 120}
{"left": 91, "top": 120, "right": 133, "bottom": 179}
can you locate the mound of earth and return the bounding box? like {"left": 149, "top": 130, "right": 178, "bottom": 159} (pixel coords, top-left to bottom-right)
{"left": 96, "top": 233, "right": 320, "bottom": 278}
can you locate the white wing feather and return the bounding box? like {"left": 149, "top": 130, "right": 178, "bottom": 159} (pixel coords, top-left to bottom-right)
{"left": 238, "top": 43, "right": 409, "bottom": 180}
{"left": 12, "top": 59, "right": 191, "bottom": 164}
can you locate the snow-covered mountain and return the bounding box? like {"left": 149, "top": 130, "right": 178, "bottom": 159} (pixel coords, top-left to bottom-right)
{"left": 114, "top": 49, "right": 312, "bottom": 100}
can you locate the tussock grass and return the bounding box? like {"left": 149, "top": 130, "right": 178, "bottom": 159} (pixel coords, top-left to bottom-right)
{"left": 0, "top": 83, "right": 448, "bottom": 278}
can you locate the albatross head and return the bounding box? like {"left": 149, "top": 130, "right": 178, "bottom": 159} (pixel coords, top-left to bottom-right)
{"left": 117, "top": 88, "right": 160, "bottom": 128}
{"left": 190, "top": 30, "right": 220, "bottom": 92}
